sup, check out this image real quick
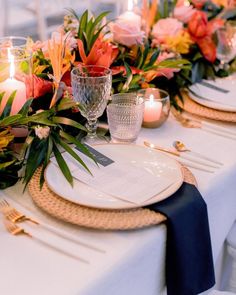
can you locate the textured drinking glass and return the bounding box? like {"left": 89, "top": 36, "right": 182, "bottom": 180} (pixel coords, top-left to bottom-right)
{"left": 107, "top": 93, "right": 144, "bottom": 143}
{"left": 216, "top": 23, "right": 236, "bottom": 69}
{"left": 71, "top": 65, "right": 112, "bottom": 144}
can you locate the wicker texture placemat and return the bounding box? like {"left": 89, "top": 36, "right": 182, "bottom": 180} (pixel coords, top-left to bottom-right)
{"left": 28, "top": 166, "right": 197, "bottom": 230}
{"left": 177, "top": 91, "right": 236, "bottom": 122}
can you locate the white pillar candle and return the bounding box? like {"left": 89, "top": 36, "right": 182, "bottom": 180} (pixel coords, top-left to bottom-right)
{"left": 118, "top": 0, "right": 141, "bottom": 29}
{"left": 118, "top": 11, "right": 141, "bottom": 29}
{"left": 0, "top": 78, "right": 26, "bottom": 115}
{"left": 0, "top": 49, "right": 27, "bottom": 115}
{"left": 143, "top": 94, "right": 162, "bottom": 123}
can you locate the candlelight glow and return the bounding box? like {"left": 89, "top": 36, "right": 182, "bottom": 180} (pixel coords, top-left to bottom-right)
{"left": 149, "top": 94, "right": 154, "bottom": 104}
{"left": 8, "top": 49, "right": 15, "bottom": 79}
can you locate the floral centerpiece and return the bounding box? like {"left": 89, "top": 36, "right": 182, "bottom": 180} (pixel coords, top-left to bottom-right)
{"left": 0, "top": 0, "right": 236, "bottom": 189}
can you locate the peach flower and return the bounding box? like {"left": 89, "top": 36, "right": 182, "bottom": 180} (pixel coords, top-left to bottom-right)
{"left": 152, "top": 18, "right": 183, "bottom": 44}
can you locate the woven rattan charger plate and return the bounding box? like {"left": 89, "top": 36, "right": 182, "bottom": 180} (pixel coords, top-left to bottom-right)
{"left": 177, "top": 91, "right": 236, "bottom": 123}
{"left": 28, "top": 166, "right": 196, "bottom": 230}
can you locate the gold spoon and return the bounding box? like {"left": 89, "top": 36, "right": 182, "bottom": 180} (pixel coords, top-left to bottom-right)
{"left": 143, "top": 141, "right": 215, "bottom": 173}
{"left": 173, "top": 141, "right": 223, "bottom": 166}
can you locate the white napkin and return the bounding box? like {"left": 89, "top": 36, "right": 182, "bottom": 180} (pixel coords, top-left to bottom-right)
{"left": 51, "top": 149, "right": 174, "bottom": 204}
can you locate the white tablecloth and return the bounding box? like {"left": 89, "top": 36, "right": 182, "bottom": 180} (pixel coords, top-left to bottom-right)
{"left": 0, "top": 115, "right": 236, "bottom": 295}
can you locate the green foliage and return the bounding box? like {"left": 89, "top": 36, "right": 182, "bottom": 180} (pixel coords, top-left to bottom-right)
{"left": 0, "top": 93, "right": 96, "bottom": 190}
{"left": 0, "top": 150, "right": 21, "bottom": 189}
{"left": 68, "top": 9, "right": 110, "bottom": 54}
{"left": 111, "top": 39, "right": 191, "bottom": 100}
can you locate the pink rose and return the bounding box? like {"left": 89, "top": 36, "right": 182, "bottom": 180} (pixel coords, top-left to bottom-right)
{"left": 110, "top": 13, "right": 144, "bottom": 47}
{"left": 173, "top": 0, "right": 196, "bottom": 23}
{"left": 152, "top": 18, "right": 183, "bottom": 44}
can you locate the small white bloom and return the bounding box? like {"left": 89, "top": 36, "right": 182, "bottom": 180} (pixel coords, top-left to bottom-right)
{"left": 35, "top": 126, "right": 50, "bottom": 140}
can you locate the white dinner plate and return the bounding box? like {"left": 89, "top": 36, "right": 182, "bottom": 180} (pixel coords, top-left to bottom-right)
{"left": 189, "top": 76, "right": 236, "bottom": 112}
{"left": 45, "top": 144, "right": 184, "bottom": 210}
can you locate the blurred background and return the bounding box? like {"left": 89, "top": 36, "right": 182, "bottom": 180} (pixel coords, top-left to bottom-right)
{"left": 0, "top": 0, "right": 128, "bottom": 40}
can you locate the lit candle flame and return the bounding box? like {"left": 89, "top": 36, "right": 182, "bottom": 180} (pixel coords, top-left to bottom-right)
{"left": 184, "top": 0, "right": 190, "bottom": 6}
{"left": 8, "top": 48, "right": 15, "bottom": 79}
{"left": 149, "top": 94, "right": 154, "bottom": 104}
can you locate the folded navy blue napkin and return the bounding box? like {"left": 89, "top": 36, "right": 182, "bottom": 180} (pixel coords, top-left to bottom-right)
{"left": 146, "top": 182, "right": 215, "bottom": 295}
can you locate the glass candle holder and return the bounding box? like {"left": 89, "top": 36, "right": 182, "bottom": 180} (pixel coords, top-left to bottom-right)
{"left": 137, "top": 88, "right": 170, "bottom": 128}
{"left": 0, "top": 46, "right": 32, "bottom": 115}
{"left": 0, "top": 36, "right": 29, "bottom": 48}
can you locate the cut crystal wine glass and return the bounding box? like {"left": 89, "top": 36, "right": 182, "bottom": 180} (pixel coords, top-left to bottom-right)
{"left": 71, "top": 65, "right": 112, "bottom": 144}
{"left": 216, "top": 23, "right": 236, "bottom": 70}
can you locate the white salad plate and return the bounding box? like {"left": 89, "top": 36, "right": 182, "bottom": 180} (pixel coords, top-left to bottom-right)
{"left": 45, "top": 144, "right": 184, "bottom": 210}
{"left": 189, "top": 76, "right": 236, "bottom": 112}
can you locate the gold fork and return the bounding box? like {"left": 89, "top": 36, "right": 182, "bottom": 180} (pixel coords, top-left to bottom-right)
{"left": 171, "top": 108, "right": 236, "bottom": 139}
{"left": 0, "top": 199, "right": 105, "bottom": 253}
{"left": 4, "top": 218, "right": 32, "bottom": 237}
{"left": 3, "top": 219, "right": 90, "bottom": 264}
{"left": 0, "top": 199, "right": 38, "bottom": 224}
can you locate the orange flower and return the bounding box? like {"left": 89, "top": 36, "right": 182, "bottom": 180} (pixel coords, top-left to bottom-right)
{"left": 77, "top": 38, "right": 118, "bottom": 68}
{"left": 47, "top": 33, "right": 75, "bottom": 108}
{"left": 21, "top": 74, "right": 53, "bottom": 99}
{"left": 188, "top": 12, "right": 224, "bottom": 62}
{"left": 196, "top": 36, "right": 216, "bottom": 63}
{"left": 188, "top": 11, "right": 208, "bottom": 38}
{"left": 111, "top": 66, "right": 143, "bottom": 76}
{"left": 191, "top": 0, "right": 207, "bottom": 9}
{"left": 207, "top": 18, "right": 225, "bottom": 35}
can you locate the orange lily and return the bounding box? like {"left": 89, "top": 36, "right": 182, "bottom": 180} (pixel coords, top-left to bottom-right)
{"left": 77, "top": 38, "right": 118, "bottom": 68}
{"left": 111, "top": 66, "right": 143, "bottom": 76}
{"left": 47, "top": 33, "right": 75, "bottom": 108}
{"left": 142, "top": 0, "right": 158, "bottom": 35}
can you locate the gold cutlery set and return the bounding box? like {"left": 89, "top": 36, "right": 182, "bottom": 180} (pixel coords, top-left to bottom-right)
{"left": 171, "top": 108, "right": 236, "bottom": 140}
{"left": 0, "top": 199, "right": 105, "bottom": 263}
{"left": 144, "top": 140, "right": 224, "bottom": 173}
